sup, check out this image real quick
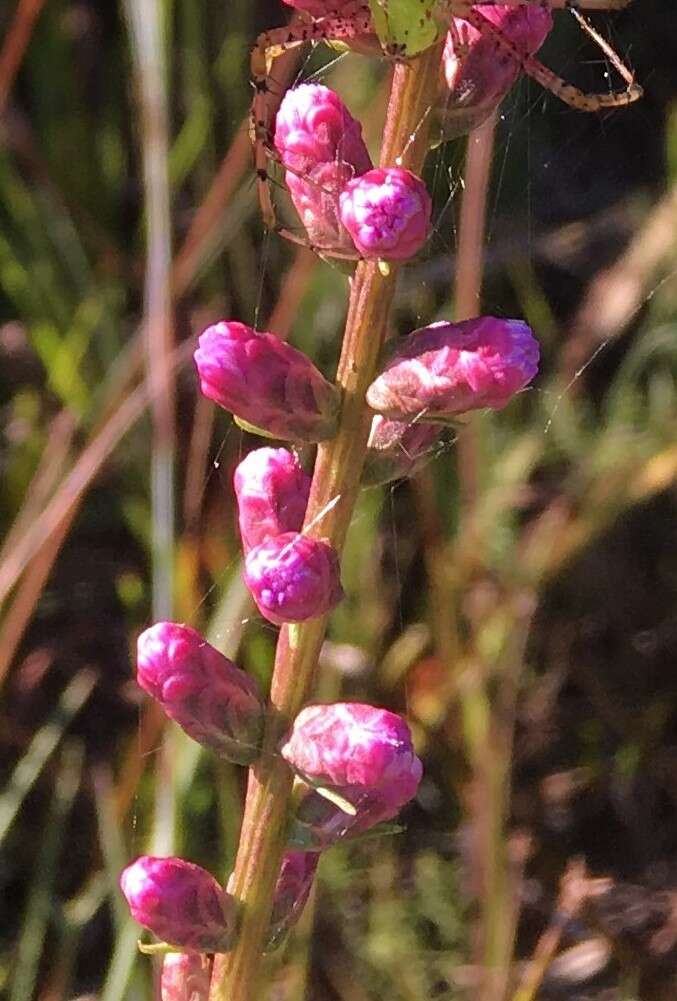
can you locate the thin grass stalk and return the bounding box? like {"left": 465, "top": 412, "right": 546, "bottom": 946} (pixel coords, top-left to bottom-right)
{"left": 9, "top": 742, "right": 83, "bottom": 1001}
{"left": 209, "top": 45, "right": 444, "bottom": 1001}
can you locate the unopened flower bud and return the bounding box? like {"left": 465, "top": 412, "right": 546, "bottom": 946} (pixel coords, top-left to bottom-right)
{"left": 266, "top": 851, "right": 321, "bottom": 951}
{"left": 440, "top": 5, "right": 553, "bottom": 138}
{"left": 275, "top": 83, "right": 372, "bottom": 179}
{"left": 161, "top": 953, "right": 211, "bottom": 1001}
{"left": 339, "top": 167, "right": 432, "bottom": 261}
{"left": 244, "top": 532, "right": 344, "bottom": 625}
{"left": 281, "top": 702, "right": 422, "bottom": 845}
{"left": 366, "top": 317, "right": 539, "bottom": 420}
{"left": 275, "top": 85, "right": 372, "bottom": 253}
{"left": 195, "top": 322, "right": 339, "bottom": 443}
{"left": 234, "top": 447, "right": 310, "bottom": 552}
{"left": 363, "top": 415, "right": 442, "bottom": 486}
{"left": 137, "top": 622, "right": 264, "bottom": 764}
{"left": 120, "top": 856, "right": 235, "bottom": 952}
{"left": 289, "top": 161, "right": 362, "bottom": 253}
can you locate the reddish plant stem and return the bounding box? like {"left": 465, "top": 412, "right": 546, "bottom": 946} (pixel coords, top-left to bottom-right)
{"left": 209, "top": 44, "right": 443, "bottom": 1001}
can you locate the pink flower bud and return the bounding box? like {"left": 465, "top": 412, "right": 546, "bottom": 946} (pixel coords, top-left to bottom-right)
{"left": 244, "top": 532, "right": 344, "bottom": 625}
{"left": 339, "top": 167, "right": 432, "bottom": 261}
{"left": 137, "top": 622, "right": 264, "bottom": 764}
{"left": 364, "top": 415, "right": 442, "bottom": 485}
{"left": 194, "top": 322, "right": 339, "bottom": 443}
{"left": 120, "top": 857, "right": 235, "bottom": 952}
{"left": 440, "top": 5, "right": 553, "bottom": 137}
{"left": 275, "top": 83, "right": 372, "bottom": 180}
{"left": 285, "top": 160, "right": 361, "bottom": 253}
{"left": 161, "top": 953, "right": 211, "bottom": 1001}
{"left": 234, "top": 447, "right": 310, "bottom": 553}
{"left": 366, "top": 316, "right": 539, "bottom": 420}
{"left": 275, "top": 86, "right": 372, "bottom": 254}
{"left": 281, "top": 703, "right": 422, "bottom": 843}
{"left": 266, "top": 851, "right": 321, "bottom": 951}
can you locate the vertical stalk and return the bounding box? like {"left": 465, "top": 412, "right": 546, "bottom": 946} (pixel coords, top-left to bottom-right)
{"left": 209, "top": 43, "right": 443, "bottom": 1001}
{"left": 451, "top": 114, "right": 519, "bottom": 1001}
{"left": 124, "top": 0, "right": 176, "bottom": 854}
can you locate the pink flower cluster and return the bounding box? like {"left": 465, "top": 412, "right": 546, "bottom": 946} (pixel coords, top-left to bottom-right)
{"left": 120, "top": 694, "right": 421, "bottom": 955}
{"left": 274, "top": 84, "right": 431, "bottom": 260}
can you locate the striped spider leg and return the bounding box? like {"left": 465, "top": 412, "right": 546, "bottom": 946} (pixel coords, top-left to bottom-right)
{"left": 444, "top": 0, "right": 641, "bottom": 111}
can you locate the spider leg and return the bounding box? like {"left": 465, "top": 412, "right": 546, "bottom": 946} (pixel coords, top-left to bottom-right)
{"left": 250, "top": 11, "right": 372, "bottom": 237}
{"left": 465, "top": 6, "right": 641, "bottom": 111}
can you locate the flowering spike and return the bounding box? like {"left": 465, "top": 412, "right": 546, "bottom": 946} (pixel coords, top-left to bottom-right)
{"left": 366, "top": 316, "right": 539, "bottom": 420}
{"left": 440, "top": 5, "right": 553, "bottom": 138}
{"left": 244, "top": 532, "right": 344, "bottom": 626}
{"left": 363, "top": 415, "right": 442, "bottom": 486}
{"left": 120, "top": 857, "right": 235, "bottom": 953}
{"left": 275, "top": 84, "right": 373, "bottom": 253}
{"left": 339, "top": 167, "right": 432, "bottom": 261}
{"left": 137, "top": 622, "right": 265, "bottom": 764}
{"left": 161, "top": 953, "right": 211, "bottom": 1001}
{"left": 234, "top": 447, "right": 310, "bottom": 552}
{"left": 266, "top": 851, "right": 321, "bottom": 951}
{"left": 281, "top": 703, "right": 422, "bottom": 846}
{"left": 194, "top": 322, "right": 340, "bottom": 443}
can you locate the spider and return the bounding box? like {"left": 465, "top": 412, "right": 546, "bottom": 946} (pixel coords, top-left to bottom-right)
{"left": 251, "top": 0, "right": 642, "bottom": 256}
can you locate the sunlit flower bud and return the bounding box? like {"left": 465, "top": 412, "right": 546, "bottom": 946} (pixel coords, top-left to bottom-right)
{"left": 281, "top": 703, "right": 422, "bottom": 842}
{"left": 366, "top": 317, "right": 539, "bottom": 420}
{"left": 194, "top": 322, "right": 339, "bottom": 443}
{"left": 266, "top": 851, "right": 321, "bottom": 951}
{"left": 120, "top": 857, "right": 235, "bottom": 953}
{"left": 339, "top": 167, "right": 432, "bottom": 261}
{"left": 286, "top": 160, "right": 362, "bottom": 253}
{"left": 137, "top": 622, "right": 264, "bottom": 765}
{"left": 439, "top": 5, "right": 553, "bottom": 138}
{"left": 234, "top": 447, "right": 310, "bottom": 553}
{"left": 275, "top": 83, "right": 372, "bottom": 179}
{"left": 363, "top": 415, "right": 442, "bottom": 486}
{"left": 275, "top": 85, "right": 372, "bottom": 253}
{"left": 244, "top": 532, "right": 344, "bottom": 626}
{"left": 161, "top": 953, "right": 211, "bottom": 1001}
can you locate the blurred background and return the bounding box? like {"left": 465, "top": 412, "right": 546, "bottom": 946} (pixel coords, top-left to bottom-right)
{"left": 1, "top": 1, "right": 677, "bottom": 999}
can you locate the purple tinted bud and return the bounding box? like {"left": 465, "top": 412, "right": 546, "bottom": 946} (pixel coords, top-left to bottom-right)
{"left": 234, "top": 447, "right": 310, "bottom": 553}
{"left": 137, "top": 622, "right": 264, "bottom": 764}
{"left": 275, "top": 83, "right": 372, "bottom": 179}
{"left": 281, "top": 703, "right": 422, "bottom": 843}
{"left": 161, "top": 954, "right": 211, "bottom": 1001}
{"left": 275, "top": 86, "right": 372, "bottom": 253}
{"left": 266, "top": 851, "right": 321, "bottom": 951}
{"left": 339, "top": 167, "right": 432, "bottom": 261}
{"left": 119, "top": 856, "right": 235, "bottom": 952}
{"left": 285, "top": 161, "right": 358, "bottom": 253}
{"left": 366, "top": 317, "right": 539, "bottom": 420}
{"left": 244, "top": 532, "right": 344, "bottom": 626}
{"left": 194, "top": 322, "right": 339, "bottom": 443}
{"left": 440, "top": 5, "right": 553, "bottom": 137}
{"left": 363, "top": 415, "right": 442, "bottom": 486}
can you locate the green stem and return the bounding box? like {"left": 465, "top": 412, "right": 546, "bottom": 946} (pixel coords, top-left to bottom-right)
{"left": 209, "top": 44, "right": 443, "bottom": 1001}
